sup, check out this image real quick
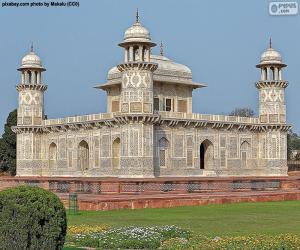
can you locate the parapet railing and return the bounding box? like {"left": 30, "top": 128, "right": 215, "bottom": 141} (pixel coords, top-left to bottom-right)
{"left": 159, "top": 112, "right": 259, "bottom": 124}
{"left": 43, "top": 113, "right": 113, "bottom": 126}
{"left": 43, "top": 111, "right": 259, "bottom": 126}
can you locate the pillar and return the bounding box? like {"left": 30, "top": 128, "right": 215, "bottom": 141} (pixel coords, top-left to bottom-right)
{"left": 21, "top": 72, "right": 25, "bottom": 84}
{"left": 274, "top": 68, "right": 278, "bottom": 80}
{"left": 279, "top": 68, "right": 282, "bottom": 80}
{"left": 37, "top": 72, "right": 41, "bottom": 84}
{"left": 145, "top": 49, "right": 150, "bottom": 62}
{"left": 32, "top": 70, "right": 36, "bottom": 84}
{"left": 124, "top": 48, "right": 128, "bottom": 63}
{"left": 129, "top": 46, "right": 133, "bottom": 62}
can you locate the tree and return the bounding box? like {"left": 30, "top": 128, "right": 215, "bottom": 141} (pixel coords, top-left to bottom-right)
{"left": 229, "top": 107, "right": 255, "bottom": 117}
{"left": 287, "top": 131, "right": 300, "bottom": 160}
{"left": 0, "top": 186, "right": 67, "bottom": 250}
{"left": 0, "top": 109, "right": 17, "bottom": 175}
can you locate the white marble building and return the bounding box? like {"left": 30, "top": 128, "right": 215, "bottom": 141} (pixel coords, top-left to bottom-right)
{"left": 13, "top": 14, "right": 291, "bottom": 178}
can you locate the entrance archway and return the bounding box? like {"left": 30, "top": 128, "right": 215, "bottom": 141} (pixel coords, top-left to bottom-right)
{"left": 199, "top": 139, "right": 213, "bottom": 170}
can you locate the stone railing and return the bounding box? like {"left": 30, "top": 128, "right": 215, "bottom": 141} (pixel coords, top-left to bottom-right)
{"left": 159, "top": 112, "right": 259, "bottom": 124}
{"left": 43, "top": 113, "right": 113, "bottom": 126}
{"left": 43, "top": 111, "right": 259, "bottom": 127}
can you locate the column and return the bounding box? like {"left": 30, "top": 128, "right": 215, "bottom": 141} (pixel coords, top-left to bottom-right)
{"left": 21, "top": 72, "right": 25, "bottom": 84}
{"left": 32, "top": 71, "right": 36, "bottom": 84}
{"left": 279, "top": 68, "right": 282, "bottom": 80}
{"left": 145, "top": 49, "right": 150, "bottom": 62}
{"left": 266, "top": 67, "right": 270, "bottom": 80}
{"left": 25, "top": 71, "right": 29, "bottom": 84}
{"left": 124, "top": 48, "right": 128, "bottom": 63}
{"left": 261, "top": 69, "right": 264, "bottom": 80}
{"left": 37, "top": 72, "right": 41, "bottom": 84}
{"left": 274, "top": 68, "right": 278, "bottom": 80}
{"left": 129, "top": 46, "right": 133, "bottom": 62}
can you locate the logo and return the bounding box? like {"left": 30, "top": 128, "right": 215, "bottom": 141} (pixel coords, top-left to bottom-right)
{"left": 269, "top": 2, "right": 298, "bottom": 15}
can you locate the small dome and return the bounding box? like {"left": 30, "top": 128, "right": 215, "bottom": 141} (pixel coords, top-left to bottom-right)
{"left": 119, "top": 13, "right": 156, "bottom": 47}
{"left": 18, "top": 49, "right": 45, "bottom": 71}
{"left": 124, "top": 22, "right": 151, "bottom": 42}
{"left": 260, "top": 47, "right": 282, "bottom": 64}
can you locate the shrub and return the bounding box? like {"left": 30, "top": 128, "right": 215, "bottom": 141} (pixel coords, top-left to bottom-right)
{"left": 0, "top": 185, "right": 67, "bottom": 250}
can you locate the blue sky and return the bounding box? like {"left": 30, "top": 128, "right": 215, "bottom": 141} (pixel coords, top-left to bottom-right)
{"left": 0, "top": 0, "right": 299, "bottom": 134}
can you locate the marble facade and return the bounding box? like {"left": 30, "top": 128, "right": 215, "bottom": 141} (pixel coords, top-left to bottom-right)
{"left": 13, "top": 14, "right": 291, "bottom": 178}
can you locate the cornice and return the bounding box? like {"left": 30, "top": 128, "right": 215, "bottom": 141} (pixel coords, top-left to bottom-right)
{"left": 16, "top": 84, "right": 48, "bottom": 92}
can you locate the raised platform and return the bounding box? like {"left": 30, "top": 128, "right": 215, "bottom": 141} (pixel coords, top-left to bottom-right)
{"left": 1, "top": 175, "right": 300, "bottom": 210}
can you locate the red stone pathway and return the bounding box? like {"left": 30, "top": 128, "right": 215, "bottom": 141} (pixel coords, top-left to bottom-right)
{"left": 58, "top": 190, "right": 300, "bottom": 211}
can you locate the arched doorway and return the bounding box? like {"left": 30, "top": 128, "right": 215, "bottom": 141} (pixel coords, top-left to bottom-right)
{"left": 49, "top": 142, "right": 57, "bottom": 168}
{"left": 78, "top": 140, "right": 89, "bottom": 171}
{"left": 112, "top": 138, "right": 120, "bottom": 169}
{"left": 199, "top": 140, "right": 213, "bottom": 170}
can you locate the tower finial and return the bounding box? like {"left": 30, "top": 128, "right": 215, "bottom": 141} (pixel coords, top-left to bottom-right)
{"left": 160, "top": 41, "right": 164, "bottom": 56}
{"left": 30, "top": 42, "right": 34, "bottom": 52}
{"left": 136, "top": 8, "right": 140, "bottom": 23}
{"left": 269, "top": 37, "right": 272, "bottom": 48}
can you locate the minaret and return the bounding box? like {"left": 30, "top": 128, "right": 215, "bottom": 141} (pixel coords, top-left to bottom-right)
{"left": 256, "top": 39, "right": 288, "bottom": 124}
{"left": 117, "top": 10, "right": 158, "bottom": 114}
{"left": 16, "top": 45, "right": 47, "bottom": 126}
{"left": 114, "top": 11, "right": 158, "bottom": 178}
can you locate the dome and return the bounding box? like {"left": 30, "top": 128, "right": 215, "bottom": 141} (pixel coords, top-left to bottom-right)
{"left": 260, "top": 47, "right": 282, "bottom": 64}
{"left": 108, "top": 54, "right": 192, "bottom": 79}
{"left": 151, "top": 55, "right": 192, "bottom": 74}
{"left": 18, "top": 49, "right": 45, "bottom": 71}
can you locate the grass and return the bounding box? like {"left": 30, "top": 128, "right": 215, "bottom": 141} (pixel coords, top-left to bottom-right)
{"left": 67, "top": 200, "right": 300, "bottom": 236}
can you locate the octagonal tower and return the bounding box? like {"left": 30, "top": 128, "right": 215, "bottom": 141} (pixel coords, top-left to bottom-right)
{"left": 16, "top": 45, "right": 47, "bottom": 126}
{"left": 256, "top": 39, "right": 288, "bottom": 124}
{"left": 117, "top": 10, "right": 158, "bottom": 114}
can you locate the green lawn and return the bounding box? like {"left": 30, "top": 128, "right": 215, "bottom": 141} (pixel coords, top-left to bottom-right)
{"left": 67, "top": 201, "right": 300, "bottom": 236}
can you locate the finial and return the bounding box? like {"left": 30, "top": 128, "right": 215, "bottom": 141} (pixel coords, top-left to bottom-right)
{"left": 30, "top": 42, "right": 34, "bottom": 52}
{"left": 160, "top": 41, "right": 164, "bottom": 56}
{"left": 269, "top": 37, "right": 272, "bottom": 48}
{"left": 136, "top": 8, "right": 140, "bottom": 23}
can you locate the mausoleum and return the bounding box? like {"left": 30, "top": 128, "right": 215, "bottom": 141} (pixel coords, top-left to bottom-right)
{"left": 13, "top": 13, "right": 291, "bottom": 178}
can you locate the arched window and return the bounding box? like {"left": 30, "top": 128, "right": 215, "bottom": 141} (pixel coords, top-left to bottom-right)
{"left": 159, "top": 137, "right": 169, "bottom": 167}
{"left": 112, "top": 138, "right": 120, "bottom": 169}
{"left": 78, "top": 140, "right": 89, "bottom": 171}
{"left": 240, "top": 141, "right": 251, "bottom": 166}
{"left": 199, "top": 139, "right": 214, "bottom": 170}
{"left": 49, "top": 143, "right": 57, "bottom": 168}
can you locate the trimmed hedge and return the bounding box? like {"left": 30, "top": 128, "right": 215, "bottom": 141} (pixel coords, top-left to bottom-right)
{"left": 0, "top": 186, "right": 67, "bottom": 250}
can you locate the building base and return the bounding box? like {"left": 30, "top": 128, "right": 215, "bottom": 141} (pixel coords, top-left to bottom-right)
{"left": 0, "top": 175, "right": 299, "bottom": 211}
